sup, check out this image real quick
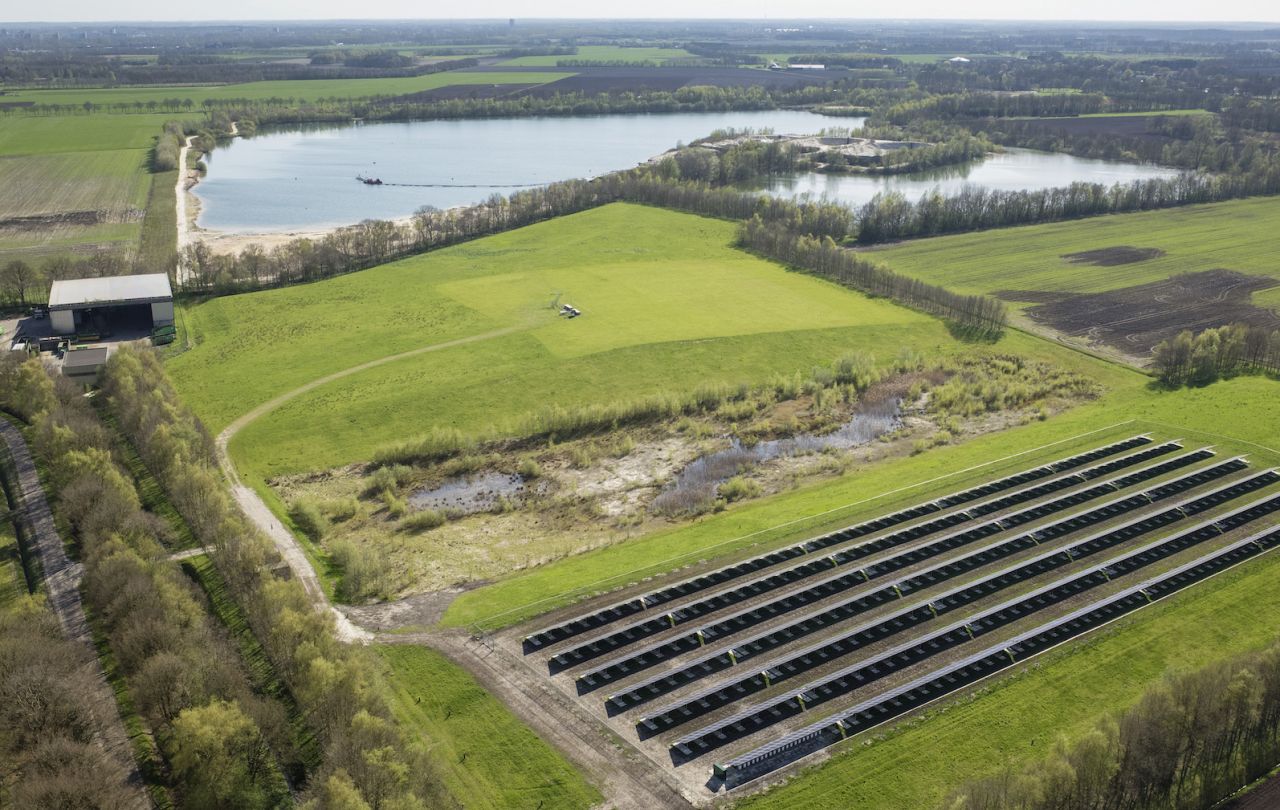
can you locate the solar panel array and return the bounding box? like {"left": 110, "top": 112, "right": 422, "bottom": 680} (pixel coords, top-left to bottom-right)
{"left": 523, "top": 435, "right": 1155, "bottom": 652}
{"left": 510, "top": 435, "right": 1280, "bottom": 795}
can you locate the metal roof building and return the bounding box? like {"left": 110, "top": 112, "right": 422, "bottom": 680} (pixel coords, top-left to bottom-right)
{"left": 47, "top": 274, "right": 174, "bottom": 336}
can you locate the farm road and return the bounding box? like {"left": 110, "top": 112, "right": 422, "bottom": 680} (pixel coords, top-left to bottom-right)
{"left": 214, "top": 325, "right": 524, "bottom": 642}
{"left": 0, "top": 419, "right": 150, "bottom": 808}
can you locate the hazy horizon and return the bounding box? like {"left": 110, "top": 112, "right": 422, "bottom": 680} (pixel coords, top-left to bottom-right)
{"left": 8, "top": 2, "right": 1280, "bottom": 25}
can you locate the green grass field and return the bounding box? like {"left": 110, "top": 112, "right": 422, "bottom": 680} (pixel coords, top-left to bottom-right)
{"left": 2, "top": 71, "right": 573, "bottom": 108}
{"left": 500, "top": 45, "right": 693, "bottom": 65}
{"left": 0, "top": 149, "right": 151, "bottom": 220}
{"left": 379, "top": 644, "right": 600, "bottom": 810}
{"left": 0, "top": 113, "right": 179, "bottom": 155}
{"left": 865, "top": 196, "right": 1280, "bottom": 309}
{"left": 167, "top": 204, "right": 950, "bottom": 479}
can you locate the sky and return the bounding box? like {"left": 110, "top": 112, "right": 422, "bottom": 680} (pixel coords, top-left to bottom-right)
{"left": 10, "top": 1, "right": 1280, "bottom": 24}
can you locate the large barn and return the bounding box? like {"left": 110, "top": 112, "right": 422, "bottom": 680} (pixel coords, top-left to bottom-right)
{"left": 48, "top": 274, "right": 174, "bottom": 337}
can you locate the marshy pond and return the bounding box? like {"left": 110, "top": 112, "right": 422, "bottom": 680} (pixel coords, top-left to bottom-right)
{"left": 195, "top": 110, "right": 1179, "bottom": 234}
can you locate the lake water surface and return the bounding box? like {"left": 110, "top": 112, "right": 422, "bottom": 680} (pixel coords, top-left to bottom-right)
{"left": 195, "top": 111, "right": 1180, "bottom": 234}
{"left": 196, "top": 110, "right": 840, "bottom": 233}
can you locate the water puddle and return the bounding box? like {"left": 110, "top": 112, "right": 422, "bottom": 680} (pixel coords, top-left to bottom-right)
{"left": 652, "top": 400, "right": 901, "bottom": 514}
{"left": 409, "top": 471, "right": 526, "bottom": 515}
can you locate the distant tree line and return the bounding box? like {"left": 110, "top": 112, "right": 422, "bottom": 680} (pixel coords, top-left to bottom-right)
{"left": 885, "top": 92, "right": 1109, "bottom": 124}
{"left": 852, "top": 168, "right": 1280, "bottom": 244}
{"left": 944, "top": 634, "right": 1280, "bottom": 810}
{"left": 1150, "top": 323, "right": 1280, "bottom": 387}
{"left": 738, "top": 215, "right": 1006, "bottom": 333}
{"left": 102, "top": 347, "right": 455, "bottom": 809}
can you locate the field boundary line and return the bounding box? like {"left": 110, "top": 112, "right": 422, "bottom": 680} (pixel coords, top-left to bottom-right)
{"left": 473, "top": 418, "right": 1140, "bottom": 629}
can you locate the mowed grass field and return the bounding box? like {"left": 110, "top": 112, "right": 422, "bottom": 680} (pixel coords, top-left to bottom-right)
{"left": 866, "top": 196, "right": 1280, "bottom": 309}
{"left": 379, "top": 645, "right": 600, "bottom": 810}
{"left": 167, "top": 203, "right": 951, "bottom": 479}
{"left": 500, "top": 45, "right": 694, "bottom": 65}
{"left": 2, "top": 71, "right": 574, "bottom": 108}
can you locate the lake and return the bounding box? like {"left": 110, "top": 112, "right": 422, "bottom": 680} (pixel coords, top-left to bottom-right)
{"left": 195, "top": 111, "right": 1180, "bottom": 234}
{"left": 195, "top": 110, "right": 841, "bottom": 233}
{"left": 759, "top": 147, "right": 1181, "bottom": 209}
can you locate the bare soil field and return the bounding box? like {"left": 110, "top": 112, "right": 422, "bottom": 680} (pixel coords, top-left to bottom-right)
{"left": 1011, "top": 269, "right": 1280, "bottom": 356}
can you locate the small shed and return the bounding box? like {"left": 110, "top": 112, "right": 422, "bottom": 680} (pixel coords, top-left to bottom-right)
{"left": 48, "top": 274, "right": 174, "bottom": 337}
{"left": 62, "top": 347, "right": 109, "bottom": 386}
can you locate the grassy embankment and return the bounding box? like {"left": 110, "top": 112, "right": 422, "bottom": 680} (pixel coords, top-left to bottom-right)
{"left": 0, "top": 113, "right": 178, "bottom": 267}
{"left": 378, "top": 644, "right": 601, "bottom": 810}
{"left": 0, "top": 71, "right": 574, "bottom": 108}
{"left": 865, "top": 195, "right": 1280, "bottom": 310}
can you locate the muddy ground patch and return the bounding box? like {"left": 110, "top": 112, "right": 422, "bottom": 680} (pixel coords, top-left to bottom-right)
{"left": 1062, "top": 246, "right": 1166, "bottom": 266}
{"left": 1018, "top": 269, "right": 1280, "bottom": 356}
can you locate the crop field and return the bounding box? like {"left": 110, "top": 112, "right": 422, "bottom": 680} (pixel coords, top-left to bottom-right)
{"left": 0, "top": 71, "right": 576, "bottom": 108}
{"left": 379, "top": 644, "right": 600, "bottom": 810}
{"left": 0, "top": 114, "right": 173, "bottom": 263}
{"left": 0, "top": 150, "right": 150, "bottom": 221}
{"left": 167, "top": 204, "right": 949, "bottom": 479}
{"left": 867, "top": 197, "right": 1280, "bottom": 355}
{"left": 493, "top": 426, "right": 1280, "bottom": 803}
{"left": 500, "top": 46, "right": 696, "bottom": 65}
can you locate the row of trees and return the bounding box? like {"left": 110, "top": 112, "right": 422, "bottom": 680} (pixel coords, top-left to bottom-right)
{"left": 738, "top": 215, "right": 1007, "bottom": 333}
{"left": 102, "top": 347, "right": 454, "bottom": 809}
{"left": 852, "top": 169, "right": 1280, "bottom": 244}
{"left": 1, "top": 352, "right": 292, "bottom": 807}
{"left": 885, "top": 91, "right": 1109, "bottom": 124}
{"left": 0, "top": 374, "right": 140, "bottom": 806}
{"left": 1151, "top": 323, "right": 1280, "bottom": 386}
{"left": 945, "top": 635, "right": 1280, "bottom": 810}
{"left": 178, "top": 169, "right": 858, "bottom": 293}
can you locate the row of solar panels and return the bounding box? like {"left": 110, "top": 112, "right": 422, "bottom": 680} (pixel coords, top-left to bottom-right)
{"left": 555, "top": 442, "right": 1192, "bottom": 670}
{"left": 566, "top": 450, "right": 1234, "bottom": 682}
{"left": 523, "top": 435, "right": 1155, "bottom": 652}
{"left": 622, "top": 479, "right": 1280, "bottom": 727}
{"left": 714, "top": 521, "right": 1280, "bottom": 788}
{"left": 668, "top": 477, "right": 1280, "bottom": 759}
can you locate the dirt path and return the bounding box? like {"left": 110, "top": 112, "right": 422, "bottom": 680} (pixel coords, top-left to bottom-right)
{"left": 214, "top": 325, "right": 524, "bottom": 643}
{"left": 0, "top": 419, "right": 150, "bottom": 809}
{"left": 388, "top": 630, "right": 694, "bottom": 810}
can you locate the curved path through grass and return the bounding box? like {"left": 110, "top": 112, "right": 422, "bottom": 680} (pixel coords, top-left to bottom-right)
{"left": 214, "top": 325, "right": 524, "bottom": 642}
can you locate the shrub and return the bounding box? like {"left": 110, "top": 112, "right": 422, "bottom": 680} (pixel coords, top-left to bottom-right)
{"left": 364, "top": 464, "right": 413, "bottom": 497}
{"left": 517, "top": 457, "right": 542, "bottom": 479}
{"left": 380, "top": 491, "right": 408, "bottom": 519}
{"left": 288, "top": 499, "right": 327, "bottom": 541}
{"left": 320, "top": 498, "right": 360, "bottom": 522}
{"left": 719, "top": 476, "right": 762, "bottom": 502}
{"left": 399, "top": 509, "right": 446, "bottom": 533}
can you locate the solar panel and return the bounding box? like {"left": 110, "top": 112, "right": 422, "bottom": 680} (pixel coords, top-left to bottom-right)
{"left": 715, "top": 524, "right": 1280, "bottom": 787}
{"left": 523, "top": 436, "right": 1155, "bottom": 651}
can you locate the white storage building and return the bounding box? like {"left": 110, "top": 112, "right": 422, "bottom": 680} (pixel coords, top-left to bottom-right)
{"left": 48, "top": 274, "right": 174, "bottom": 336}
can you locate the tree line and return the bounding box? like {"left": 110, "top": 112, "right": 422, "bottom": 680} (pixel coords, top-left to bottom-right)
{"left": 944, "top": 634, "right": 1280, "bottom": 810}
{"left": 1151, "top": 323, "right": 1280, "bottom": 387}
{"left": 101, "top": 346, "right": 455, "bottom": 809}
{"left": 738, "top": 215, "right": 1006, "bottom": 333}
{"left": 1, "top": 352, "right": 293, "bottom": 807}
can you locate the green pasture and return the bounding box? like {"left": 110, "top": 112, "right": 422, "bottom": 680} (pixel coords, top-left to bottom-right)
{"left": 2, "top": 71, "right": 574, "bottom": 108}
{"left": 167, "top": 203, "right": 947, "bottom": 477}
{"left": 865, "top": 196, "right": 1280, "bottom": 309}
{"left": 500, "top": 45, "right": 694, "bottom": 65}
{"left": 379, "top": 644, "right": 600, "bottom": 810}
{"left": 0, "top": 113, "right": 177, "bottom": 155}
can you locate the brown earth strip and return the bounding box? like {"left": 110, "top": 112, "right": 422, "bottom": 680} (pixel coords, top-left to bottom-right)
{"left": 1022, "top": 269, "right": 1280, "bottom": 356}
{"left": 1062, "top": 246, "right": 1166, "bottom": 266}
